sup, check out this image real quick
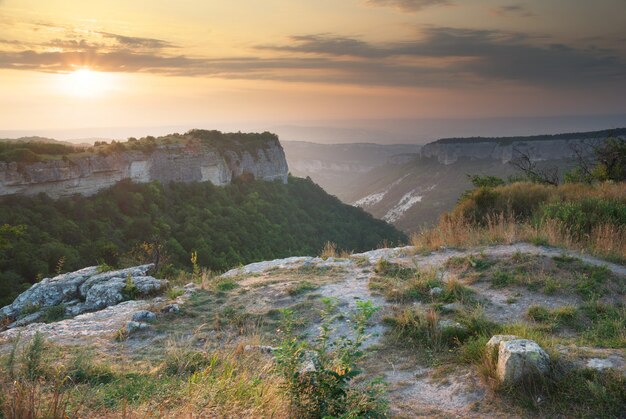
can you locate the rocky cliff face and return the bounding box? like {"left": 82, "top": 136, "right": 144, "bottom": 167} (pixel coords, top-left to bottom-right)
{"left": 420, "top": 129, "right": 625, "bottom": 165}
{"left": 0, "top": 137, "right": 289, "bottom": 198}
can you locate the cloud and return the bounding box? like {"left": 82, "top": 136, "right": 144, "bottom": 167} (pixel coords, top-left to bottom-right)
{"left": 0, "top": 26, "right": 624, "bottom": 90}
{"left": 492, "top": 4, "right": 536, "bottom": 17}
{"left": 365, "top": 0, "right": 451, "bottom": 12}
{"left": 97, "top": 32, "right": 175, "bottom": 50}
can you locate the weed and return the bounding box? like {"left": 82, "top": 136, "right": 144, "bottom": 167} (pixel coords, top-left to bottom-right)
{"left": 166, "top": 287, "right": 184, "bottom": 300}
{"left": 96, "top": 261, "right": 114, "bottom": 273}
{"left": 114, "top": 326, "right": 128, "bottom": 342}
{"left": 19, "top": 302, "right": 41, "bottom": 317}
{"left": 163, "top": 347, "right": 219, "bottom": 376}
{"left": 22, "top": 332, "right": 45, "bottom": 380}
{"left": 320, "top": 241, "right": 338, "bottom": 259}
{"left": 121, "top": 274, "right": 139, "bottom": 300}
{"left": 286, "top": 281, "right": 319, "bottom": 296}
{"left": 274, "top": 300, "right": 387, "bottom": 418}
{"left": 42, "top": 304, "right": 65, "bottom": 323}
{"left": 491, "top": 270, "right": 516, "bottom": 288}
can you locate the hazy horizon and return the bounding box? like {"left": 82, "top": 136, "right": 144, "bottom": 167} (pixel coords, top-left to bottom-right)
{"left": 1, "top": 113, "right": 625, "bottom": 145}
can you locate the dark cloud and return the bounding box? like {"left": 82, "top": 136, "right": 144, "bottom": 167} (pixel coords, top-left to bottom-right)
{"left": 97, "top": 32, "right": 175, "bottom": 49}
{"left": 492, "top": 4, "right": 536, "bottom": 17}
{"left": 257, "top": 29, "right": 625, "bottom": 86}
{"left": 365, "top": 0, "right": 451, "bottom": 12}
{"left": 0, "top": 27, "right": 624, "bottom": 89}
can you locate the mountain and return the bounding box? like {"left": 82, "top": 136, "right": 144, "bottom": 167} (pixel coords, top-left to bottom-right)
{"left": 0, "top": 130, "right": 288, "bottom": 198}
{"left": 282, "top": 141, "right": 421, "bottom": 200}
{"left": 291, "top": 128, "right": 625, "bottom": 232}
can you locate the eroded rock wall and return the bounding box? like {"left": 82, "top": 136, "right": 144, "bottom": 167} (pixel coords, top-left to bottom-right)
{"left": 0, "top": 140, "right": 289, "bottom": 198}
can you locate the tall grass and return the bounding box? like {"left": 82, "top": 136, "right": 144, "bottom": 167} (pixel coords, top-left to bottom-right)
{"left": 412, "top": 182, "right": 626, "bottom": 262}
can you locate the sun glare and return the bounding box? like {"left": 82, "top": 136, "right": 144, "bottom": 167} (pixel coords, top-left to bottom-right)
{"left": 61, "top": 68, "right": 114, "bottom": 97}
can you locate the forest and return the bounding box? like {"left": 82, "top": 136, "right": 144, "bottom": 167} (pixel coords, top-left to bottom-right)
{"left": 0, "top": 176, "right": 406, "bottom": 306}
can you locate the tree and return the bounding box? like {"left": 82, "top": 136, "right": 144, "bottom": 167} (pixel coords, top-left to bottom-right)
{"left": 510, "top": 147, "right": 560, "bottom": 186}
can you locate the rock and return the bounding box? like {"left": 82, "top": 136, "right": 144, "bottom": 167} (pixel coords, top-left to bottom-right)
{"left": 244, "top": 345, "right": 276, "bottom": 354}
{"left": 8, "top": 311, "right": 43, "bottom": 329}
{"left": 0, "top": 264, "right": 167, "bottom": 327}
{"left": 132, "top": 310, "right": 157, "bottom": 322}
{"left": 486, "top": 335, "right": 519, "bottom": 355}
{"left": 438, "top": 319, "right": 466, "bottom": 332}
{"left": 496, "top": 339, "right": 550, "bottom": 385}
{"left": 126, "top": 321, "right": 149, "bottom": 334}
{"left": 0, "top": 266, "right": 99, "bottom": 318}
{"left": 441, "top": 303, "right": 463, "bottom": 313}
{"left": 0, "top": 137, "right": 289, "bottom": 198}
{"left": 299, "top": 350, "right": 319, "bottom": 373}
{"left": 586, "top": 358, "right": 619, "bottom": 371}
{"left": 430, "top": 287, "right": 443, "bottom": 296}
{"left": 161, "top": 304, "right": 180, "bottom": 314}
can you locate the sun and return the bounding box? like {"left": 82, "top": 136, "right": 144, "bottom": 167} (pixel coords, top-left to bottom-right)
{"left": 61, "top": 68, "right": 114, "bottom": 97}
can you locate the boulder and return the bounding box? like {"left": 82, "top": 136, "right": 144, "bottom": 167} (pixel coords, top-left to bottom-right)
{"left": 496, "top": 339, "right": 550, "bottom": 385}
{"left": 132, "top": 310, "right": 157, "bottom": 322}
{"left": 486, "top": 335, "right": 519, "bottom": 357}
{"left": 161, "top": 304, "right": 180, "bottom": 314}
{"left": 430, "top": 287, "right": 443, "bottom": 296}
{"left": 126, "top": 321, "right": 149, "bottom": 334}
{"left": 0, "top": 264, "right": 167, "bottom": 327}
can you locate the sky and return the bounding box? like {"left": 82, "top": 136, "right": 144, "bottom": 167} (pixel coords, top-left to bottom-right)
{"left": 0, "top": 0, "right": 625, "bottom": 142}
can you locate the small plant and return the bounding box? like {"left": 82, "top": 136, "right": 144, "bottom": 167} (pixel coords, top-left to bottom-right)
{"left": 286, "top": 281, "right": 318, "bottom": 296}
{"left": 55, "top": 256, "right": 65, "bottom": 276}
{"left": 215, "top": 278, "right": 238, "bottom": 292}
{"left": 166, "top": 287, "right": 184, "bottom": 300}
{"left": 320, "top": 241, "right": 338, "bottom": 259}
{"left": 121, "top": 274, "right": 139, "bottom": 300}
{"left": 190, "top": 251, "right": 201, "bottom": 282}
{"left": 42, "top": 304, "right": 65, "bottom": 323}
{"left": 96, "top": 260, "right": 114, "bottom": 273}
{"left": 22, "top": 332, "right": 45, "bottom": 381}
{"left": 491, "top": 270, "right": 515, "bottom": 288}
{"left": 274, "top": 299, "right": 387, "bottom": 418}
{"left": 19, "top": 302, "right": 41, "bottom": 317}
{"left": 114, "top": 326, "right": 128, "bottom": 342}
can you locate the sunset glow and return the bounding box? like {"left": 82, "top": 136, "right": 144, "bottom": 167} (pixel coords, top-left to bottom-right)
{"left": 0, "top": 0, "right": 624, "bottom": 138}
{"left": 61, "top": 69, "right": 114, "bottom": 97}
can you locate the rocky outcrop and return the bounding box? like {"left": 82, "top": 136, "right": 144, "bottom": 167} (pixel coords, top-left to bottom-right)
{"left": 0, "top": 134, "right": 289, "bottom": 198}
{"left": 0, "top": 264, "right": 168, "bottom": 327}
{"left": 420, "top": 129, "right": 625, "bottom": 165}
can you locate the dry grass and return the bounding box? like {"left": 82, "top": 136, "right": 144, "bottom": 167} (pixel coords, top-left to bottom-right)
{"left": 320, "top": 241, "right": 338, "bottom": 259}
{"left": 411, "top": 212, "right": 626, "bottom": 262}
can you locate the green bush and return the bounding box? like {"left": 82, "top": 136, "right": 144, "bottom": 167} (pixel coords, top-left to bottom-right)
{"left": 541, "top": 198, "right": 626, "bottom": 237}
{"left": 274, "top": 299, "right": 387, "bottom": 418}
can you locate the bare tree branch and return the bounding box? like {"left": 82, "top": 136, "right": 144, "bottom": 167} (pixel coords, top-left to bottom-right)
{"left": 510, "top": 147, "right": 559, "bottom": 186}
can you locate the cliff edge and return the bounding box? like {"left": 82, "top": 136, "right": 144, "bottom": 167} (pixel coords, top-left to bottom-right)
{"left": 0, "top": 129, "right": 289, "bottom": 198}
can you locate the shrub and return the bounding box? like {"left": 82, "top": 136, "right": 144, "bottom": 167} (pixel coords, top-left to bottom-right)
{"left": 42, "top": 305, "right": 65, "bottom": 323}
{"left": 121, "top": 274, "right": 139, "bottom": 300}
{"left": 274, "top": 299, "right": 387, "bottom": 418}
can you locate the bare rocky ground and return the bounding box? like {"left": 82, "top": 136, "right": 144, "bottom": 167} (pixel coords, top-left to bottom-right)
{"left": 1, "top": 243, "right": 624, "bottom": 417}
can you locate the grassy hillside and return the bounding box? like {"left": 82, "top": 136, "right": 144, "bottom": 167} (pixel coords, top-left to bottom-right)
{"left": 0, "top": 176, "right": 405, "bottom": 307}
{"left": 412, "top": 181, "right": 626, "bottom": 263}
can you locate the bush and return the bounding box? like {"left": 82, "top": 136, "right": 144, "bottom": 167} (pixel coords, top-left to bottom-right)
{"left": 42, "top": 305, "right": 65, "bottom": 323}
{"left": 274, "top": 299, "right": 387, "bottom": 418}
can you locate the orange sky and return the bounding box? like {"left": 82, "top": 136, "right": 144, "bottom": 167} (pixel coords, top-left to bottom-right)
{"left": 0, "top": 0, "right": 625, "bottom": 135}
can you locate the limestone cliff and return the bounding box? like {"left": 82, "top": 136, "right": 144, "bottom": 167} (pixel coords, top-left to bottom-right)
{"left": 0, "top": 131, "right": 289, "bottom": 198}
{"left": 420, "top": 128, "right": 625, "bottom": 165}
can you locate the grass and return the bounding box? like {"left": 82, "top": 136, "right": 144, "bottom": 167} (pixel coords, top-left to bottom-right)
{"left": 0, "top": 335, "right": 290, "bottom": 417}
{"left": 285, "top": 280, "right": 319, "bottom": 296}
{"left": 410, "top": 182, "right": 626, "bottom": 263}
